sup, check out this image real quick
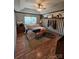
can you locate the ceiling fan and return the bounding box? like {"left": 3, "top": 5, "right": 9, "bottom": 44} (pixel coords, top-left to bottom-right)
{"left": 35, "top": 3, "right": 46, "bottom": 12}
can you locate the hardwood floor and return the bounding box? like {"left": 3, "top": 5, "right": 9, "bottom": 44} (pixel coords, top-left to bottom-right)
{"left": 56, "top": 36, "right": 64, "bottom": 59}
{"left": 15, "top": 31, "right": 62, "bottom": 59}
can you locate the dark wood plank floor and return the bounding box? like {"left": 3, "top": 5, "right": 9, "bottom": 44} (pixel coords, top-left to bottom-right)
{"left": 15, "top": 32, "right": 63, "bottom": 59}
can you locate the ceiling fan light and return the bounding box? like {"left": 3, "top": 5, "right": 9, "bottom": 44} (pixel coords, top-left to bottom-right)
{"left": 37, "top": 8, "right": 42, "bottom": 12}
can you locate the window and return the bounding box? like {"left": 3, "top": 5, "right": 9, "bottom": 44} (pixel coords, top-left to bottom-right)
{"left": 24, "top": 16, "right": 37, "bottom": 25}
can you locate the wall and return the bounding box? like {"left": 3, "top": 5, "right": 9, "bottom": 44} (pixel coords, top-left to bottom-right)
{"left": 42, "top": 11, "right": 64, "bottom": 35}
{"left": 14, "top": 12, "right": 17, "bottom": 55}
{"left": 15, "top": 12, "right": 40, "bottom": 25}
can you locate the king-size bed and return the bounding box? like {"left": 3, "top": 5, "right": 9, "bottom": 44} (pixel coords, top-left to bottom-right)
{"left": 25, "top": 24, "right": 46, "bottom": 39}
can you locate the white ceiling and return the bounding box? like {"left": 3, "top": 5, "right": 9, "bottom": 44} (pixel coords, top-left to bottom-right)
{"left": 14, "top": 0, "right": 64, "bottom": 14}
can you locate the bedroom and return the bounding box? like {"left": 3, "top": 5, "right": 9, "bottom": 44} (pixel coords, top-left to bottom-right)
{"left": 14, "top": 0, "right": 64, "bottom": 59}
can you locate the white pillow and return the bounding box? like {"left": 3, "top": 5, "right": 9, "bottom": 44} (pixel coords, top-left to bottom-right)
{"left": 27, "top": 30, "right": 35, "bottom": 40}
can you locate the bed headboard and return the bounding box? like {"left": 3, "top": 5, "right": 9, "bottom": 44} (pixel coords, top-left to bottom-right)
{"left": 24, "top": 24, "right": 40, "bottom": 29}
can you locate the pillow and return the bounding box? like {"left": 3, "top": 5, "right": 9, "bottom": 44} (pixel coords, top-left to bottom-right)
{"left": 27, "top": 30, "right": 35, "bottom": 40}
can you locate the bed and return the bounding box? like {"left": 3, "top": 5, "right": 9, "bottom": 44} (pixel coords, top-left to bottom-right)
{"left": 32, "top": 27, "right": 46, "bottom": 36}
{"left": 25, "top": 24, "right": 46, "bottom": 39}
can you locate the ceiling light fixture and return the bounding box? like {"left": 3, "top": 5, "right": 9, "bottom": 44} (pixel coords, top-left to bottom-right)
{"left": 35, "top": 3, "right": 46, "bottom": 12}
{"left": 37, "top": 8, "right": 42, "bottom": 12}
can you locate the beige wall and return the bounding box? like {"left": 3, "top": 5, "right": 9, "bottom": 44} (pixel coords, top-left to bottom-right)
{"left": 15, "top": 12, "right": 40, "bottom": 24}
